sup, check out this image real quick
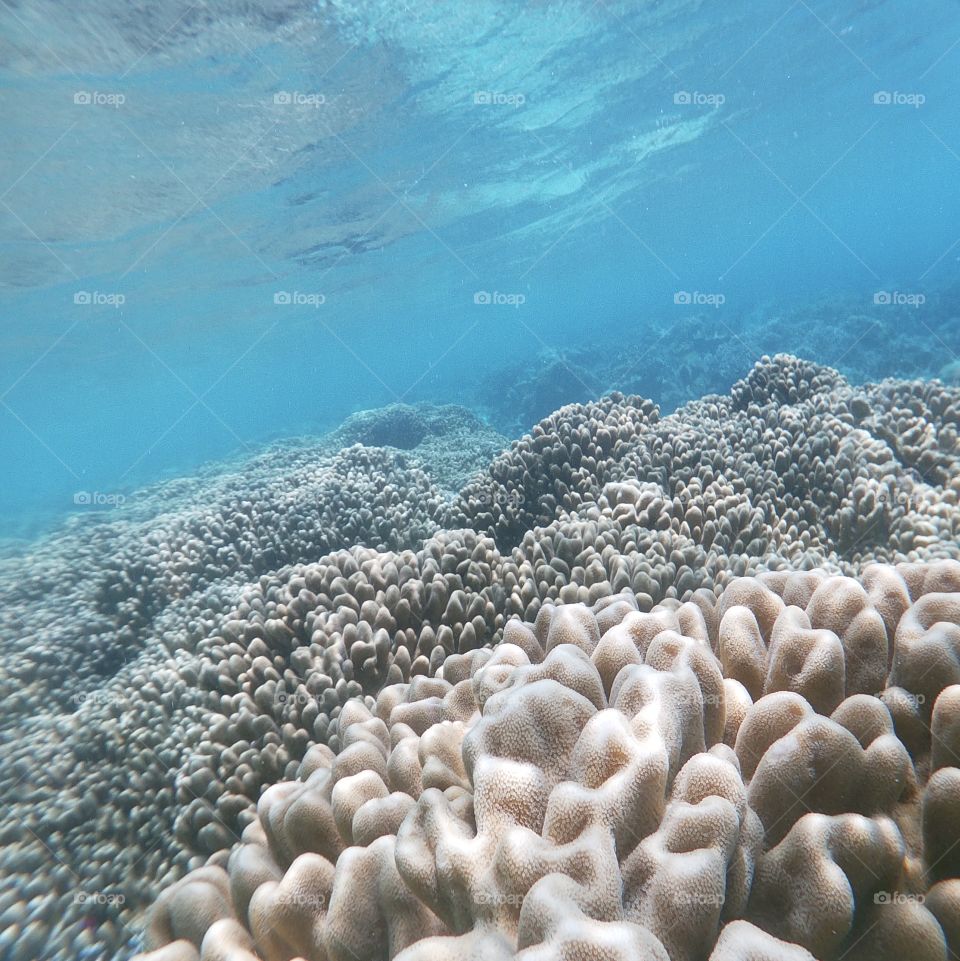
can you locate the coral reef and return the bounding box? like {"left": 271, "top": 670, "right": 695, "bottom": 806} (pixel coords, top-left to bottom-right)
{"left": 0, "top": 404, "right": 502, "bottom": 723}
{"left": 0, "top": 356, "right": 958, "bottom": 960}
{"left": 325, "top": 403, "right": 508, "bottom": 495}
{"left": 454, "top": 353, "right": 959, "bottom": 566}
{"left": 136, "top": 562, "right": 960, "bottom": 961}
{"left": 476, "top": 290, "right": 960, "bottom": 433}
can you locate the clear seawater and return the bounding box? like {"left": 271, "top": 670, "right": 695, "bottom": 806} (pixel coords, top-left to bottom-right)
{"left": 1, "top": 0, "right": 959, "bottom": 536}
{"left": 2, "top": 5, "right": 960, "bottom": 961}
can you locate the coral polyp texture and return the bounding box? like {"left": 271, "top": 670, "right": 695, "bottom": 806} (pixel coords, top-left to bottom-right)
{"left": 0, "top": 356, "right": 958, "bottom": 960}
{"left": 136, "top": 565, "right": 960, "bottom": 961}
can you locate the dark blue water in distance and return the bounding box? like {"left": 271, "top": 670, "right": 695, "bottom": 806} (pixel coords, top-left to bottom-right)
{"left": 1, "top": 0, "right": 959, "bottom": 536}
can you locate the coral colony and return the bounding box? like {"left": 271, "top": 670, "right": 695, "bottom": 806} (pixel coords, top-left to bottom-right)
{"left": 1, "top": 355, "right": 959, "bottom": 961}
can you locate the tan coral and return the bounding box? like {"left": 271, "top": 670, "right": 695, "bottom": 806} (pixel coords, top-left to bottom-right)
{"left": 136, "top": 559, "right": 960, "bottom": 961}
{"left": 7, "top": 356, "right": 960, "bottom": 961}
{"left": 708, "top": 920, "right": 817, "bottom": 960}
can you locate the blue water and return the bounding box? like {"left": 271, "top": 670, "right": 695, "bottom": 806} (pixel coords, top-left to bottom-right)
{"left": 2, "top": 0, "right": 960, "bottom": 537}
